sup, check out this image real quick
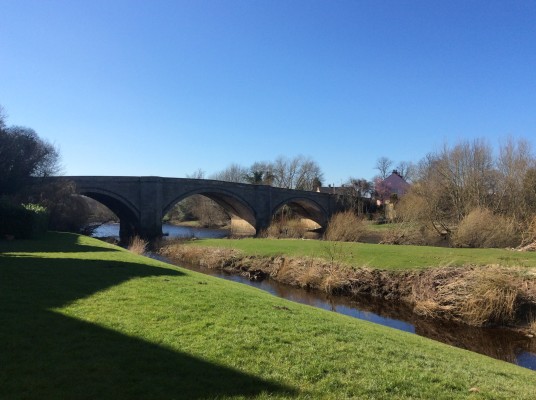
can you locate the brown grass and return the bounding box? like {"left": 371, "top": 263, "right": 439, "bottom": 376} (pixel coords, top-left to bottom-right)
{"left": 127, "top": 236, "right": 148, "bottom": 255}
{"left": 460, "top": 267, "right": 519, "bottom": 325}
{"left": 527, "top": 313, "right": 536, "bottom": 335}
{"left": 159, "top": 240, "right": 239, "bottom": 267}
{"left": 324, "top": 211, "right": 365, "bottom": 242}
{"left": 262, "top": 218, "right": 309, "bottom": 239}
{"left": 411, "top": 266, "right": 524, "bottom": 326}
{"left": 380, "top": 223, "right": 433, "bottom": 245}
{"left": 452, "top": 208, "right": 520, "bottom": 248}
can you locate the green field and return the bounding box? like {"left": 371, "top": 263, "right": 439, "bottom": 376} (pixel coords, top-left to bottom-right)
{"left": 1, "top": 232, "right": 535, "bottom": 399}
{"left": 188, "top": 238, "right": 536, "bottom": 270}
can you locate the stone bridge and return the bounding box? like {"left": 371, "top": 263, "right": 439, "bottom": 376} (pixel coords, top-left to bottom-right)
{"left": 60, "top": 176, "right": 340, "bottom": 241}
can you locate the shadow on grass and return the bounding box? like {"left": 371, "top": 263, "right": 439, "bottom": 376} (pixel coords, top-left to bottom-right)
{"left": 0, "top": 232, "right": 121, "bottom": 254}
{"left": 0, "top": 239, "right": 295, "bottom": 399}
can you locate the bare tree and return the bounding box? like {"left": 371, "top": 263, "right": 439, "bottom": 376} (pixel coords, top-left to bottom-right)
{"left": 495, "top": 137, "right": 535, "bottom": 219}
{"left": 0, "top": 105, "right": 6, "bottom": 130}
{"left": 398, "top": 137, "right": 536, "bottom": 247}
{"left": 339, "top": 178, "right": 373, "bottom": 215}
{"left": 375, "top": 157, "right": 393, "bottom": 179}
{"left": 245, "top": 161, "right": 274, "bottom": 185}
{"left": 210, "top": 164, "right": 248, "bottom": 183}
{"left": 187, "top": 169, "right": 205, "bottom": 179}
{"left": 395, "top": 161, "right": 416, "bottom": 182}
{"left": 403, "top": 140, "right": 496, "bottom": 235}
{"left": 271, "top": 155, "right": 323, "bottom": 190}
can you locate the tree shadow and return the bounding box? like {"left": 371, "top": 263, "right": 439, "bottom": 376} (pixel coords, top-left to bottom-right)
{"left": 0, "top": 240, "right": 295, "bottom": 399}
{"left": 0, "top": 232, "right": 121, "bottom": 253}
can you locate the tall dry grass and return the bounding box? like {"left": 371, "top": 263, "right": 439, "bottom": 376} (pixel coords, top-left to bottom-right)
{"left": 452, "top": 207, "right": 520, "bottom": 248}
{"left": 527, "top": 312, "right": 536, "bottom": 335}
{"left": 324, "top": 211, "right": 365, "bottom": 242}
{"left": 460, "top": 267, "right": 519, "bottom": 325}
{"left": 127, "top": 235, "right": 148, "bottom": 255}
{"left": 412, "top": 266, "right": 523, "bottom": 326}
{"left": 519, "top": 214, "right": 536, "bottom": 250}
{"left": 262, "top": 218, "right": 309, "bottom": 239}
{"left": 159, "top": 240, "right": 239, "bottom": 267}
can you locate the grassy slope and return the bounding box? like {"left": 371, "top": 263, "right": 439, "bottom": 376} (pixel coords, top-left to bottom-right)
{"left": 191, "top": 238, "right": 536, "bottom": 270}
{"left": 1, "top": 233, "right": 535, "bottom": 399}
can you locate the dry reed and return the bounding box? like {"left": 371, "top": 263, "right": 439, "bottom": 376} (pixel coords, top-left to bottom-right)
{"left": 127, "top": 235, "right": 148, "bottom": 255}
{"left": 528, "top": 313, "right": 536, "bottom": 335}
{"left": 460, "top": 267, "right": 519, "bottom": 325}
{"left": 411, "top": 266, "right": 523, "bottom": 326}
{"left": 452, "top": 208, "right": 520, "bottom": 248}
{"left": 324, "top": 211, "right": 365, "bottom": 242}
{"left": 263, "top": 218, "right": 309, "bottom": 239}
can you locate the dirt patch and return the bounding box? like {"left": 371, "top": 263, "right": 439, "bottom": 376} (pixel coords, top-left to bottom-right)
{"left": 159, "top": 243, "right": 536, "bottom": 329}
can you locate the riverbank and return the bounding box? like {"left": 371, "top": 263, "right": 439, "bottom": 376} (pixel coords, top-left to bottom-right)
{"left": 2, "top": 233, "right": 536, "bottom": 399}
{"left": 159, "top": 238, "right": 536, "bottom": 330}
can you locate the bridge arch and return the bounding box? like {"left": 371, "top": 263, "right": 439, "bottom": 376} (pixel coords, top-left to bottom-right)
{"left": 77, "top": 187, "right": 141, "bottom": 241}
{"left": 271, "top": 197, "right": 328, "bottom": 229}
{"left": 163, "top": 188, "right": 257, "bottom": 234}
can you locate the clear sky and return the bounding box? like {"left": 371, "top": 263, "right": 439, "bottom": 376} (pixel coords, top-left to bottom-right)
{"left": 1, "top": 0, "right": 535, "bottom": 185}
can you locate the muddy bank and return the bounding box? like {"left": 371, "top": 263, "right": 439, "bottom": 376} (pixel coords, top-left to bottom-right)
{"left": 159, "top": 243, "right": 536, "bottom": 331}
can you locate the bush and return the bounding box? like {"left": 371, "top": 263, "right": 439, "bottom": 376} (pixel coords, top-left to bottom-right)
{"left": 324, "top": 211, "right": 365, "bottom": 242}
{"left": 380, "top": 223, "right": 434, "bottom": 246}
{"left": 263, "top": 218, "right": 309, "bottom": 239}
{"left": 0, "top": 200, "right": 48, "bottom": 239}
{"left": 452, "top": 208, "right": 520, "bottom": 248}
{"left": 128, "top": 235, "right": 148, "bottom": 255}
{"left": 520, "top": 214, "right": 536, "bottom": 248}
{"left": 460, "top": 267, "right": 520, "bottom": 326}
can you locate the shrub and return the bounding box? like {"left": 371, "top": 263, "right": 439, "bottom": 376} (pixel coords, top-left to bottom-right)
{"left": 452, "top": 208, "right": 520, "bottom": 248}
{"left": 528, "top": 313, "right": 536, "bottom": 335}
{"left": 380, "top": 223, "right": 447, "bottom": 246}
{"left": 520, "top": 214, "right": 536, "bottom": 248}
{"left": 324, "top": 211, "right": 365, "bottom": 242}
{"left": 460, "top": 267, "right": 520, "bottom": 326}
{"left": 0, "top": 200, "right": 48, "bottom": 239}
{"left": 128, "top": 235, "right": 148, "bottom": 255}
{"left": 23, "top": 203, "right": 49, "bottom": 236}
{"left": 263, "top": 218, "right": 309, "bottom": 239}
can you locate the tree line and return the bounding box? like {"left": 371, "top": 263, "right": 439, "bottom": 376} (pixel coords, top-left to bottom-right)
{"left": 166, "top": 156, "right": 324, "bottom": 227}
{"left": 392, "top": 138, "right": 536, "bottom": 248}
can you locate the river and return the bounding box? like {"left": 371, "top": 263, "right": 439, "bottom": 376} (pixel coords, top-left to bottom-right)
{"left": 92, "top": 222, "right": 230, "bottom": 239}
{"left": 94, "top": 223, "right": 536, "bottom": 370}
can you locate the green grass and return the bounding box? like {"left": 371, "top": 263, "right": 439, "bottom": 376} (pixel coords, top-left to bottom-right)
{"left": 1, "top": 232, "right": 535, "bottom": 399}
{"left": 189, "top": 238, "right": 536, "bottom": 270}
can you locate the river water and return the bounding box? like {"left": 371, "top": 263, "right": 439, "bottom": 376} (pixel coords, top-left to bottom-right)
{"left": 94, "top": 223, "right": 536, "bottom": 370}
{"left": 92, "top": 222, "right": 230, "bottom": 239}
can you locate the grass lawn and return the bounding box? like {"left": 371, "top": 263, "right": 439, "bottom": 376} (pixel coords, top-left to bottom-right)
{"left": 1, "top": 232, "right": 535, "bottom": 399}
{"left": 189, "top": 238, "right": 536, "bottom": 270}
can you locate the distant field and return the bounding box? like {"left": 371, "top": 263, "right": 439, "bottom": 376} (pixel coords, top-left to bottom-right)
{"left": 1, "top": 232, "right": 535, "bottom": 399}
{"left": 188, "top": 238, "right": 536, "bottom": 270}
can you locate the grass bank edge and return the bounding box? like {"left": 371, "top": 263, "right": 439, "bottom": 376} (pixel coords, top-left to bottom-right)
{"left": 2, "top": 232, "right": 536, "bottom": 400}
{"left": 183, "top": 237, "right": 536, "bottom": 270}
{"left": 163, "top": 238, "right": 536, "bottom": 328}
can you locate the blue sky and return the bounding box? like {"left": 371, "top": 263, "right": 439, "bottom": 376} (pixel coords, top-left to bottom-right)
{"left": 1, "top": 1, "right": 535, "bottom": 185}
